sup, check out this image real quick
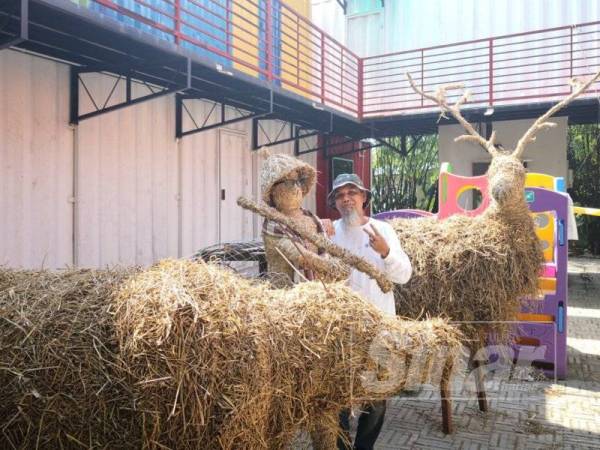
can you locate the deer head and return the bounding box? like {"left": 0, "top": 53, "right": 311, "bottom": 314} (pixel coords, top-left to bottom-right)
{"left": 407, "top": 71, "right": 600, "bottom": 209}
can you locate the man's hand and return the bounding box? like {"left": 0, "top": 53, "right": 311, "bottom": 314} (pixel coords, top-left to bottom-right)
{"left": 364, "top": 224, "right": 390, "bottom": 258}
{"left": 321, "top": 219, "right": 335, "bottom": 237}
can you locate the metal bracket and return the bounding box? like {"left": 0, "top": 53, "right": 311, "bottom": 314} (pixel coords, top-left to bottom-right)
{"left": 176, "top": 89, "right": 273, "bottom": 138}
{"left": 0, "top": 0, "right": 28, "bottom": 50}
{"left": 291, "top": 135, "right": 356, "bottom": 157}
{"left": 70, "top": 57, "right": 191, "bottom": 125}
{"left": 251, "top": 116, "right": 319, "bottom": 152}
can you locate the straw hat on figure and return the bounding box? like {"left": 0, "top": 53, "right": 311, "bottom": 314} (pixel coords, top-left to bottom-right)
{"left": 260, "top": 152, "right": 349, "bottom": 287}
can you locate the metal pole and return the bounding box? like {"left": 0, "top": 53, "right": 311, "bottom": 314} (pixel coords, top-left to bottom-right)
{"left": 174, "top": 0, "right": 181, "bottom": 46}
{"left": 265, "top": 0, "right": 273, "bottom": 82}
{"left": 488, "top": 39, "right": 494, "bottom": 106}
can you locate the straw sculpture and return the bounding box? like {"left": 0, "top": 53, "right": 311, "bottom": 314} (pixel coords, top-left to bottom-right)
{"left": 259, "top": 151, "right": 351, "bottom": 288}
{"left": 1, "top": 259, "right": 461, "bottom": 449}
{"left": 392, "top": 70, "right": 600, "bottom": 348}
{"left": 386, "top": 70, "right": 600, "bottom": 415}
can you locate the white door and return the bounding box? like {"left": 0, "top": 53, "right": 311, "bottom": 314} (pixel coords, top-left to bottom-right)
{"left": 218, "top": 129, "right": 254, "bottom": 242}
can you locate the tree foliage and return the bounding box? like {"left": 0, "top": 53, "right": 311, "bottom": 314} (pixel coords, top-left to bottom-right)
{"left": 371, "top": 135, "right": 439, "bottom": 214}
{"left": 567, "top": 124, "right": 600, "bottom": 254}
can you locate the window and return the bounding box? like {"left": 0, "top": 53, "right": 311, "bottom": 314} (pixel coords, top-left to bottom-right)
{"left": 331, "top": 157, "right": 355, "bottom": 184}
{"left": 347, "top": 0, "right": 382, "bottom": 15}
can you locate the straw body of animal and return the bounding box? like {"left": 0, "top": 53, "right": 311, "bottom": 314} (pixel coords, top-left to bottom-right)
{"left": 390, "top": 166, "right": 543, "bottom": 346}
{"left": 0, "top": 259, "right": 460, "bottom": 449}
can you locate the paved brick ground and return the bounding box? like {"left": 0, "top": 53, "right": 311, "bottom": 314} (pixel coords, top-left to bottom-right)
{"left": 295, "top": 257, "right": 600, "bottom": 449}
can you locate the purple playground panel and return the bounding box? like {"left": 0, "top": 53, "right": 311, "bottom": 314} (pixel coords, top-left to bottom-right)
{"left": 517, "top": 187, "right": 569, "bottom": 379}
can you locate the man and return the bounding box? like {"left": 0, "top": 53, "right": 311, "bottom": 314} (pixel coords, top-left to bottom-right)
{"left": 327, "top": 173, "right": 412, "bottom": 450}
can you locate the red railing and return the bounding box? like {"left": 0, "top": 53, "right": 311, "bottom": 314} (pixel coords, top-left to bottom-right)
{"left": 362, "top": 20, "right": 600, "bottom": 117}
{"left": 90, "top": 0, "right": 361, "bottom": 116}
{"left": 83, "top": 1, "right": 600, "bottom": 121}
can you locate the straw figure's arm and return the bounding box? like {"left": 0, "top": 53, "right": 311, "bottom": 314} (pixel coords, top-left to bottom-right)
{"left": 276, "top": 238, "right": 351, "bottom": 282}
{"left": 238, "top": 196, "right": 394, "bottom": 293}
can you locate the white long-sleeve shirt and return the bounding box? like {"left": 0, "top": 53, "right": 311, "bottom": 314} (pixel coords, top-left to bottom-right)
{"left": 331, "top": 217, "right": 412, "bottom": 316}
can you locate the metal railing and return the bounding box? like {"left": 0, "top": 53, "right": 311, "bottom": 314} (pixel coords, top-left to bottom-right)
{"left": 81, "top": 2, "right": 600, "bottom": 120}
{"left": 89, "top": 0, "right": 361, "bottom": 116}
{"left": 362, "top": 21, "right": 600, "bottom": 117}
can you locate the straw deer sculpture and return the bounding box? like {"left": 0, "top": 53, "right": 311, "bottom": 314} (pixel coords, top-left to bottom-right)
{"left": 0, "top": 260, "right": 460, "bottom": 449}
{"left": 386, "top": 69, "right": 600, "bottom": 432}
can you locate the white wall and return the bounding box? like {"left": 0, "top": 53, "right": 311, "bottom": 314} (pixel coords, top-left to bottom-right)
{"left": 315, "top": 0, "right": 600, "bottom": 117}
{"left": 493, "top": 116, "right": 568, "bottom": 179}
{"left": 311, "top": 0, "right": 346, "bottom": 44}
{"left": 314, "top": 0, "right": 600, "bottom": 56}
{"left": 0, "top": 50, "right": 74, "bottom": 269}
{"left": 438, "top": 116, "right": 568, "bottom": 179}
{"left": 76, "top": 81, "right": 179, "bottom": 267}
{"left": 359, "top": 0, "right": 600, "bottom": 56}
{"left": 0, "top": 50, "right": 317, "bottom": 269}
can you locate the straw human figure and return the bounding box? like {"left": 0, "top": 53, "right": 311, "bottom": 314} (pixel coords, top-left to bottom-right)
{"left": 259, "top": 151, "right": 350, "bottom": 287}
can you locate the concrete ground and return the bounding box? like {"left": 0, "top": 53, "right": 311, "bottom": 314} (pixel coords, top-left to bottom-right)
{"left": 297, "top": 257, "right": 600, "bottom": 449}
{"left": 374, "top": 256, "right": 600, "bottom": 450}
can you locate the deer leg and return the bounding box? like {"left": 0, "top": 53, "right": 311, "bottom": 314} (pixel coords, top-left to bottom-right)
{"left": 440, "top": 356, "right": 454, "bottom": 434}
{"left": 309, "top": 409, "right": 344, "bottom": 450}
{"left": 471, "top": 355, "right": 488, "bottom": 412}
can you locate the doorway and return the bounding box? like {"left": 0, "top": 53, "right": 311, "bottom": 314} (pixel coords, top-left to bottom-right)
{"left": 218, "top": 129, "right": 255, "bottom": 243}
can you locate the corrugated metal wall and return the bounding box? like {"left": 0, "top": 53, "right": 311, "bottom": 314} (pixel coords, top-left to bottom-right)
{"left": 0, "top": 49, "right": 316, "bottom": 269}
{"left": 0, "top": 50, "right": 74, "bottom": 269}
{"left": 311, "top": 0, "right": 346, "bottom": 43}
{"left": 76, "top": 79, "right": 180, "bottom": 267}
{"left": 381, "top": 0, "right": 600, "bottom": 55}
{"left": 312, "top": 0, "right": 600, "bottom": 56}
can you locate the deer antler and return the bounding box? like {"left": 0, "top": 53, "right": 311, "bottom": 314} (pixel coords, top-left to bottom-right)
{"left": 407, "top": 73, "right": 499, "bottom": 157}
{"left": 514, "top": 69, "right": 600, "bottom": 158}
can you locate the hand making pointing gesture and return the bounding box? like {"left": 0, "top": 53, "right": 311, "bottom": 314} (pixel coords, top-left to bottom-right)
{"left": 363, "top": 224, "right": 390, "bottom": 258}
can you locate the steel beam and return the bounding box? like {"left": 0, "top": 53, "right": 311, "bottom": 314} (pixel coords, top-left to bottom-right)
{"left": 176, "top": 89, "right": 274, "bottom": 138}
{"left": 251, "top": 116, "right": 319, "bottom": 152}
{"left": 0, "top": 0, "right": 28, "bottom": 50}
{"left": 70, "top": 57, "right": 191, "bottom": 125}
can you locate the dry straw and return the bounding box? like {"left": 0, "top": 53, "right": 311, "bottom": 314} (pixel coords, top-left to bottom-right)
{"left": 390, "top": 201, "right": 542, "bottom": 347}
{"left": 1, "top": 259, "right": 460, "bottom": 449}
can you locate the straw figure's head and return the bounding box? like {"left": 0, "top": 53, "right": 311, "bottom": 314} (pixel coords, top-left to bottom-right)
{"left": 260, "top": 151, "right": 315, "bottom": 212}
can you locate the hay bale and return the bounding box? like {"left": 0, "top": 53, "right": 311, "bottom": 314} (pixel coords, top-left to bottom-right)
{"left": 1, "top": 260, "right": 461, "bottom": 449}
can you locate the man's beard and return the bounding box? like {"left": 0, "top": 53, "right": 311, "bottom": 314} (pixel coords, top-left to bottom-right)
{"left": 340, "top": 208, "right": 361, "bottom": 226}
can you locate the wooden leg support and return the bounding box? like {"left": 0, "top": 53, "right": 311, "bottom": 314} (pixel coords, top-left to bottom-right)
{"left": 472, "top": 358, "right": 488, "bottom": 412}
{"left": 440, "top": 356, "right": 454, "bottom": 434}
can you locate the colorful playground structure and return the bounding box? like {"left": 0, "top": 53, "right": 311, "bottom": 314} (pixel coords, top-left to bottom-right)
{"left": 375, "top": 165, "right": 571, "bottom": 379}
